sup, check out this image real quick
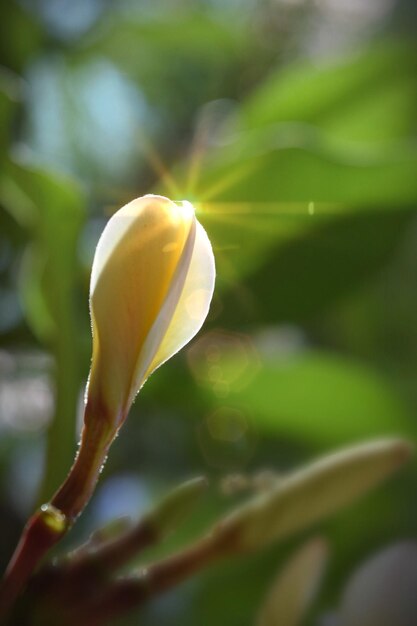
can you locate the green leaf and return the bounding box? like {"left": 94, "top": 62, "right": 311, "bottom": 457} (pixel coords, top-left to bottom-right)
{"left": 148, "top": 476, "right": 208, "bottom": 538}
{"left": 253, "top": 208, "right": 414, "bottom": 323}
{"left": 240, "top": 40, "right": 417, "bottom": 144}
{"left": 196, "top": 135, "right": 417, "bottom": 205}
{"left": 173, "top": 41, "right": 417, "bottom": 318}
{"left": 193, "top": 349, "right": 412, "bottom": 446}
{"left": 2, "top": 158, "right": 85, "bottom": 342}
{"left": 0, "top": 157, "right": 86, "bottom": 499}
{"left": 84, "top": 13, "right": 246, "bottom": 64}
{"left": 77, "top": 13, "right": 248, "bottom": 110}
{"left": 0, "top": 68, "right": 21, "bottom": 154}
{"left": 0, "top": 2, "right": 43, "bottom": 73}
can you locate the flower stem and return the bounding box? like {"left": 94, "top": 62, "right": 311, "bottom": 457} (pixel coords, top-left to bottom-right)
{"left": 0, "top": 404, "right": 116, "bottom": 619}
{"left": 81, "top": 533, "right": 224, "bottom": 624}
{"left": 51, "top": 414, "right": 114, "bottom": 522}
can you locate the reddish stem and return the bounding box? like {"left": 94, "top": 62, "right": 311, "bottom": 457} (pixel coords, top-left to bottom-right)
{"left": 82, "top": 533, "right": 223, "bottom": 624}
{"left": 0, "top": 509, "right": 62, "bottom": 618}
{"left": 73, "top": 518, "right": 157, "bottom": 575}
{"left": 51, "top": 415, "right": 114, "bottom": 522}
{"left": 0, "top": 403, "right": 116, "bottom": 619}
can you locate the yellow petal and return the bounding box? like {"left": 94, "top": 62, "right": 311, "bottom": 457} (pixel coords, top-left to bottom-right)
{"left": 137, "top": 214, "right": 215, "bottom": 391}
{"left": 87, "top": 195, "right": 196, "bottom": 422}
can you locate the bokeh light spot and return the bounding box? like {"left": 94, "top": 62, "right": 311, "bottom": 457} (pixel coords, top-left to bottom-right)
{"left": 197, "top": 406, "right": 257, "bottom": 470}
{"left": 0, "top": 350, "right": 53, "bottom": 433}
{"left": 187, "top": 329, "right": 261, "bottom": 397}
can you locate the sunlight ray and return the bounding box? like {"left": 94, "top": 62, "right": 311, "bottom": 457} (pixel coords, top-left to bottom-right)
{"left": 136, "top": 130, "right": 181, "bottom": 198}
{"left": 198, "top": 160, "right": 259, "bottom": 202}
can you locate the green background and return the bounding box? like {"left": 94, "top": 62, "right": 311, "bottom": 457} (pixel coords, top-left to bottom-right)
{"left": 0, "top": 0, "right": 416, "bottom": 624}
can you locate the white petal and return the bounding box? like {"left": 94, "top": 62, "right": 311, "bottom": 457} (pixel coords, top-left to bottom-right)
{"left": 88, "top": 195, "right": 195, "bottom": 417}
{"left": 130, "top": 213, "right": 215, "bottom": 399}
{"left": 148, "top": 218, "right": 215, "bottom": 374}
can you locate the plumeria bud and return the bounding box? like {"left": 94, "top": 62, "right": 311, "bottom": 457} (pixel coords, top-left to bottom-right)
{"left": 215, "top": 438, "right": 412, "bottom": 553}
{"left": 86, "top": 194, "right": 215, "bottom": 427}
{"left": 147, "top": 476, "right": 208, "bottom": 538}
{"left": 0, "top": 196, "right": 215, "bottom": 612}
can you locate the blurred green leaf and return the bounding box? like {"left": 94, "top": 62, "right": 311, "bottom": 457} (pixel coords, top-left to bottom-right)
{"left": 0, "top": 157, "right": 86, "bottom": 499}
{"left": 191, "top": 41, "right": 417, "bottom": 207}
{"left": 213, "top": 207, "right": 415, "bottom": 324}
{"left": 149, "top": 476, "right": 208, "bottom": 539}
{"left": 0, "top": 68, "right": 21, "bottom": 154}
{"left": 197, "top": 135, "right": 417, "bottom": 205}
{"left": 195, "top": 349, "right": 412, "bottom": 446}
{"left": 2, "top": 158, "right": 85, "bottom": 342}
{"left": 240, "top": 41, "right": 417, "bottom": 144}
{"left": 0, "top": 2, "right": 43, "bottom": 73}
{"left": 77, "top": 13, "right": 249, "bottom": 113}
{"left": 84, "top": 12, "right": 246, "bottom": 64}
{"left": 178, "top": 42, "right": 417, "bottom": 320}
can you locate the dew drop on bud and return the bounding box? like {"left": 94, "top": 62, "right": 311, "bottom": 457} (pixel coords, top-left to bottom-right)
{"left": 40, "top": 503, "right": 68, "bottom": 534}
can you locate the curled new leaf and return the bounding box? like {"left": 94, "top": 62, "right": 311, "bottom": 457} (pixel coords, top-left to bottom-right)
{"left": 216, "top": 438, "right": 412, "bottom": 552}
{"left": 86, "top": 194, "right": 215, "bottom": 425}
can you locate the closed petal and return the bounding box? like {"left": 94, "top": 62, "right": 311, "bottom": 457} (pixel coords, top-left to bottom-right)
{"left": 88, "top": 195, "right": 194, "bottom": 420}
{"left": 132, "top": 210, "right": 215, "bottom": 396}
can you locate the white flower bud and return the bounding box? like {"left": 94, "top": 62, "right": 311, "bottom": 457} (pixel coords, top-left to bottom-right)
{"left": 86, "top": 194, "right": 215, "bottom": 424}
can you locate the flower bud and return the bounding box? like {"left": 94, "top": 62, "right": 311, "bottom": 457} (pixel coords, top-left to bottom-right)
{"left": 86, "top": 194, "right": 215, "bottom": 426}
{"left": 215, "top": 438, "right": 412, "bottom": 552}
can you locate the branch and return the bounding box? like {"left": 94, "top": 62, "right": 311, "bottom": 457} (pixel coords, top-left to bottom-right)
{"left": 0, "top": 406, "right": 115, "bottom": 618}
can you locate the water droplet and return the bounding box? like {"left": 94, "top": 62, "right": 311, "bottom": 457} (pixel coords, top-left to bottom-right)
{"left": 40, "top": 503, "right": 67, "bottom": 534}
